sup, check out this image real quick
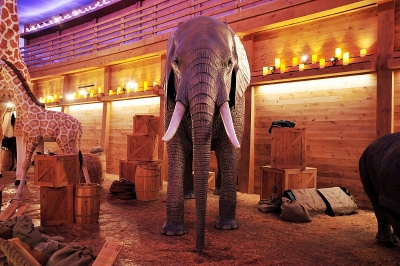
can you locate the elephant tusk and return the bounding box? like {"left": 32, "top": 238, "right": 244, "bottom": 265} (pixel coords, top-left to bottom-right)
{"left": 220, "top": 102, "right": 240, "bottom": 148}
{"left": 163, "top": 101, "right": 186, "bottom": 141}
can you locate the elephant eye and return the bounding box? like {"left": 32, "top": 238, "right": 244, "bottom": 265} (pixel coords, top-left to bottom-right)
{"left": 227, "top": 58, "right": 233, "bottom": 68}
{"left": 173, "top": 57, "right": 179, "bottom": 67}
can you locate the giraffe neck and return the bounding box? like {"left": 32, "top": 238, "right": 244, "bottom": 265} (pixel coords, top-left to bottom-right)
{"left": 0, "top": 0, "right": 31, "bottom": 85}
{"left": 1, "top": 60, "right": 45, "bottom": 115}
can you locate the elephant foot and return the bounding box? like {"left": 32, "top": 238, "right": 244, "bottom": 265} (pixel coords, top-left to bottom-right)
{"left": 161, "top": 221, "right": 187, "bottom": 236}
{"left": 184, "top": 191, "right": 195, "bottom": 199}
{"left": 376, "top": 232, "right": 399, "bottom": 246}
{"left": 215, "top": 216, "right": 239, "bottom": 230}
{"left": 213, "top": 187, "right": 220, "bottom": 195}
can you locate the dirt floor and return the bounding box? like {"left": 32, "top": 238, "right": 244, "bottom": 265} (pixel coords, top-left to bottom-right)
{"left": 1, "top": 167, "right": 400, "bottom": 266}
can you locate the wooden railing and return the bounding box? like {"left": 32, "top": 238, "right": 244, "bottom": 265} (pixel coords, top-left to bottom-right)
{"left": 20, "top": 0, "right": 274, "bottom": 68}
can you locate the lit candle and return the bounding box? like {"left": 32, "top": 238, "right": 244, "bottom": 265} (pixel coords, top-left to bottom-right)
{"left": 109, "top": 90, "right": 114, "bottom": 96}
{"left": 90, "top": 91, "right": 94, "bottom": 98}
{"left": 299, "top": 64, "right": 305, "bottom": 71}
{"left": 117, "top": 87, "right": 121, "bottom": 95}
{"left": 126, "top": 87, "right": 131, "bottom": 93}
{"left": 360, "top": 49, "right": 367, "bottom": 57}
{"left": 275, "top": 58, "right": 280, "bottom": 69}
{"left": 312, "top": 54, "right": 318, "bottom": 64}
{"left": 144, "top": 81, "right": 148, "bottom": 91}
{"left": 292, "top": 57, "right": 298, "bottom": 66}
{"left": 98, "top": 87, "right": 102, "bottom": 94}
{"left": 153, "top": 81, "right": 157, "bottom": 86}
{"left": 134, "top": 82, "right": 138, "bottom": 92}
{"left": 335, "top": 48, "right": 342, "bottom": 60}
{"left": 319, "top": 58, "right": 325, "bottom": 68}
{"left": 263, "top": 67, "right": 268, "bottom": 76}
{"left": 343, "top": 52, "right": 349, "bottom": 65}
{"left": 280, "top": 64, "right": 286, "bottom": 74}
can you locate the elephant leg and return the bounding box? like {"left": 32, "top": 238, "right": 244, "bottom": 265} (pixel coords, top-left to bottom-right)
{"left": 213, "top": 156, "right": 221, "bottom": 195}
{"left": 183, "top": 150, "right": 194, "bottom": 199}
{"left": 214, "top": 143, "right": 239, "bottom": 230}
{"left": 161, "top": 137, "right": 191, "bottom": 236}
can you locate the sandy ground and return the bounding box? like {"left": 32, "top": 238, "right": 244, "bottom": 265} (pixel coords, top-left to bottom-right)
{"left": 0, "top": 167, "right": 400, "bottom": 266}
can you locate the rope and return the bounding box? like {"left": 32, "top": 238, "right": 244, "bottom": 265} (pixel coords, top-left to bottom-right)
{"left": 109, "top": 179, "right": 136, "bottom": 200}
{"left": 0, "top": 238, "right": 31, "bottom": 266}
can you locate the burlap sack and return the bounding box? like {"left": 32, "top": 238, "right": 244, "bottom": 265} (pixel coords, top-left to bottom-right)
{"left": 279, "top": 197, "right": 311, "bottom": 223}
{"left": 46, "top": 242, "right": 95, "bottom": 266}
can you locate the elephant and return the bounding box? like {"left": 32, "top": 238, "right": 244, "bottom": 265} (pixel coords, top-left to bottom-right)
{"left": 161, "top": 16, "right": 250, "bottom": 252}
{"left": 359, "top": 132, "right": 400, "bottom": 246}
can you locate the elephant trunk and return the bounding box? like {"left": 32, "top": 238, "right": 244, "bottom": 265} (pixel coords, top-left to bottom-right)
{"left": 191, "top": 95, "right": 214, "bottom": 253}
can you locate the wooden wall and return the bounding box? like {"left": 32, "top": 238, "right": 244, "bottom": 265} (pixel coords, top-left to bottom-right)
{"left": 253, "top": 74, "right": 377, "bottom": 208}
{"left": 108, "top": 98, "right": 160, "bottom": 174}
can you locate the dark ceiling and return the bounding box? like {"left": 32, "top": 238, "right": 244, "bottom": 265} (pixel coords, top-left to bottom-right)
{"left": 17, "top": 0, "right": 93, "bottom": 26}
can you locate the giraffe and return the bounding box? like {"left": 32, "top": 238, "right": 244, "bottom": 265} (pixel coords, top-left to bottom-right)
{"left": 0, "top": 0, "right": 90, "bottom": 200}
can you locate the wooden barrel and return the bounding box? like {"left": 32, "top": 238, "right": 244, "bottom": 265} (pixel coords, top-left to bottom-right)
{"left": 74, "top": 183, "right": 100, "bottom": 224}
{"left": 1, "top": 150, "right": 12, "bottom": 171}
{"left": 135, "top": 161, "right": 161, "bottom": 201}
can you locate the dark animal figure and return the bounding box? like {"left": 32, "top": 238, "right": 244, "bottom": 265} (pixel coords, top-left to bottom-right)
{"left": 2, "top": 136, "right": 17, "bottom": 170}
{"left": 359, "top": 132, "right": 400, "bottom": 246}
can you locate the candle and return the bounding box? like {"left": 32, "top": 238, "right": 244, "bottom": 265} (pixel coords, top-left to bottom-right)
{"left": 90, "top": 91, "right": 94, "bottom": 98}
{"left": 343, "top": 52, "right": 349, "bottom": 65}
{"left": 275, "top": 58, "right": 280, "bottom": 68}
{"left": 144, "top": 81, "right": 148, "bottom": 91}
{"left": 360, "top": 49, "right": 367, "bottom": 57}
{"left": 299, "top": 64, "right": 305, "bottom": 71}
{"left": 319, "top": 58, "right": 325, "bottom": 68}
{"left": 280, "top": 64, "right": 286, "bottom": 74}
{"left": 292, "top": 57, "right": 298, "bottom": 66}
{"left": 263, "top": 67, "right": 268, "bottom": 76}
{"left": 109, "top": 90, "right": 113, "bottom": 96}
{"left": 134, "top": 82, "right": 138, "bottom": 92}
{"left": 126, "top": 87, "right": 131, "bottom": 93}
{"left": 335, "top": 48, "right": 342, "bottom": 60}
{"left": 312, "top": 54, "right": 318, "bottom": 64}
{"left": 153, "top": 81, "right": 157, "bottom": 86}
{"left": 117, "top": 87, "right": 121, "bottom": 95}
{"left": 98, "top": 87, "right": 102, "bottom": 94}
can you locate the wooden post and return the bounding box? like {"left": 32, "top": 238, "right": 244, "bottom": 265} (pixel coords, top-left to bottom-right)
{"left": 376, "top": 1, "right": 394, "bottom": 137}
{"left": 238, "top": 34, "right": 254, "bottom": 193}
{"left": 160, "top": 54, "right": 167, "bottom": 182}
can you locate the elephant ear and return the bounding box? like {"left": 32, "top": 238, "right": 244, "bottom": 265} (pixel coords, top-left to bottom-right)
{"left": 232, "top": 33, "right": 250, "bottom": 99}
{"left": 164, "top": 34, "right": 176, "bottom": 99}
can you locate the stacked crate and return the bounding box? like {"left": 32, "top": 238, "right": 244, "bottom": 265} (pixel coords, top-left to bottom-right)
{"left": 34, "top": 154, "right": 79, "bottom": 225}
{"left": 260, "top": 128, "right": 317, "bottom": 199}
{"left": 119, "top": 115, "right": 161, "bottom": 201}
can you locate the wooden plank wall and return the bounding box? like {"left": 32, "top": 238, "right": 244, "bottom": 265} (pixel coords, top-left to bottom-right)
{"left": 254, "top": 74, "right": 377, "bottom": 209}
{"left": 394, "top": 70, "right": 400, "bottom": 132}
{"left": 251, "top": 7, "right": 378, "bottom": 208}
{"left": 108, "top": 98, "right": 160, "bottom": 174}
{"left": 253, "top": 7, "right": 377, "bottom": 72}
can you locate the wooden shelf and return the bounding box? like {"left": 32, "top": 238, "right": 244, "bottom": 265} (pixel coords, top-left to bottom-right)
{"left": 388, "top": 51, "right": 400, "bottom": 69}
{"left": 101, "top": 87, "right": 160, "bottom": 102}
{"left": 45, "top": 102, "right": 61, "bottom": 107}
{"left": 251, "top": 55, "right": 376, "bottom": 85}
{"left": 59, "top": 96, "right": 102, "bottom": 106}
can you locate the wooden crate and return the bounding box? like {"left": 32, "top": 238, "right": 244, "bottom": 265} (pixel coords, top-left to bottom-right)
{"left": 260, "top": 165, "right": 317, "bottom": 199}
{"left": 271, "top": 128, "right": 306, "bottom": 169}
{"left": 133, "top": 115, "right": 159, "bottom": 135}
{"left": 127, "top": 134, "right": 158, "bottom": 161}
{"left": 40, "top": 185, "right": 74, "bottom": 225}
{"left": 34, "top": 154, "right": 79, "bottom": 187}
{"left": 119, "top": 160, "right": 138, "bottom": 183}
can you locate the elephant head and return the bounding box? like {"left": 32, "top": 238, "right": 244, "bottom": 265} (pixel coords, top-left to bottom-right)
{"left": 161, "top": 16, "right": 250, "bottom": 252}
